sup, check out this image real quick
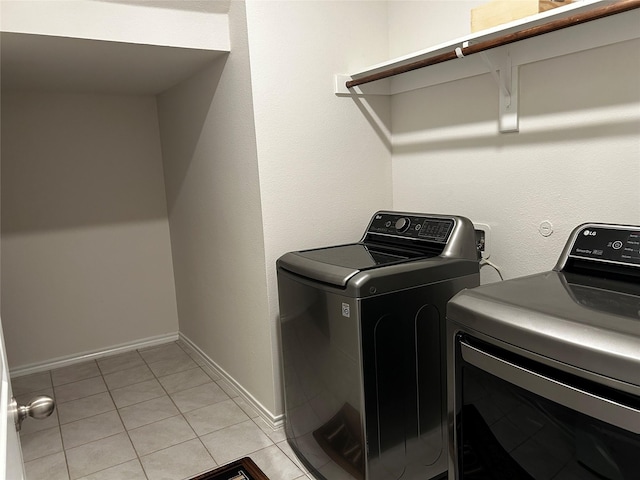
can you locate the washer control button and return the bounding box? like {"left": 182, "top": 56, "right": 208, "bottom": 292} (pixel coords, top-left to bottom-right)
{"left": 395, "top": 217, "right": 410, "bottom": 233}
{"left": 612, "top": 240, "right": 623, "bottom": 250}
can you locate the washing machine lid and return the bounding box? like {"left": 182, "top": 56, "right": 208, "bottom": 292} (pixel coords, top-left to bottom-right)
{"left": 278, "top": 242, "right": 435, "bottom": 287}
{"left": 278, "top": 211, "right": 479, "bottom": 288}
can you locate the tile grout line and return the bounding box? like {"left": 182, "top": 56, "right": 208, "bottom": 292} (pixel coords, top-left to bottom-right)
{"left": 137, "top": 341, "right": 271, "bottom": 478}
{"left": 21, "top": 341, "right": 296, "bottom": 480}
{"left": 136, "top": 342, "right": 203, "bottom": 479}
{"left": 113, "top": 341, "right": 248, "bottom": 478}
{"left": 51, "top": 367, "right": 72, "bottom": 480}
{"left": 58, "top": 359, "right": 136, "bottom": 480}
{"left": 97, "top": 353, "right": 150, "bottom": 480}
{"left": 24, "top": 346, "right": 184, "bottom": 478}
{"left": 54, "top": 342, "right": 209, "bottom": 479}
{"left": 171, "top": 340, "right": 236, "bottom": 469}
{"left": 99, "top": 343, "right": 219, "bottom": 477}
{"left": 172, "top": 341, "right": 282, "bottom": 474}
{"left": 48, "top": 367, "right": 70, "bottom": 480}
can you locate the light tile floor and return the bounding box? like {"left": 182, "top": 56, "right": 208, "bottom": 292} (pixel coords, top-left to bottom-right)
{"left": 13, "top": 340, "right": 313, "bottom": 480}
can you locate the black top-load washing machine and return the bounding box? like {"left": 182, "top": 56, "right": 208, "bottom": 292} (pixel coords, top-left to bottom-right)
{"left": 447, "top": 223, "right": 640, "bottom": 480}
{"left": 277, "top": 211, "right": 479, "bottom": 480}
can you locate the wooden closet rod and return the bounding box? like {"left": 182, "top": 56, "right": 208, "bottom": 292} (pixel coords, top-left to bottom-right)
{"left": 345, "top": 0, "right": 640, "bottom": 89}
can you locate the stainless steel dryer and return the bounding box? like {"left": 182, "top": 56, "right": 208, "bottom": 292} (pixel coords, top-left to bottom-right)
{"left": 447, "top": 223, "right": 640, "bottom": 480}
{"left": 277, "top": 211, "right": 479, "bottom": 480}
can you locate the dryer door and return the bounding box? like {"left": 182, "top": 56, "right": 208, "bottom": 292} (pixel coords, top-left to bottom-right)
{"left": 452, "top": 335, "right": 640, "bottom": 480}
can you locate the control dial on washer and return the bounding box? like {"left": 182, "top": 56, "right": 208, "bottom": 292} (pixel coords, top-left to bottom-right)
{"left": 395, "top": 217, "right": 411, "bottom": 233}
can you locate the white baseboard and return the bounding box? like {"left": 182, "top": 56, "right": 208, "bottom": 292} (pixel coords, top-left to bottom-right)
{"left": 178, "top": 333, "right": 284, "bottom": 431}
{"left": 9, "top": 332, "right": 179, "bottom": 378}
{"left": 9, "top": 331, "right": 284, "bottom": 432}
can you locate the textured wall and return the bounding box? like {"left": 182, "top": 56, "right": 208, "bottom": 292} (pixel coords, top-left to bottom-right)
{"left": 390, "top": 36, "right": 640, "bottom": 282}
{"left": 388, "top": 0, "right": 485, "bottom": 57}
{"left": 245, "top": 0, "right": 393, "bottom": 414}
{"left": 1, "top": 92, "right": 179, "bottom": 368}
{"left": 156, "top": 1, "right": 275, "bottom": 416}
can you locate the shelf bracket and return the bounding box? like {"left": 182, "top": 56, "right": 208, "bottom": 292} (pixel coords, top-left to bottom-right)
{"left": 480, "top": 50, "right": 519, "bottom": 133}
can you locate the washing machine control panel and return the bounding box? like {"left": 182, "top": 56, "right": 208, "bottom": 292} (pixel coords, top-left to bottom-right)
{"left": 367, "top": 213, "right": 454, "bottom": 243}
{"left": 569, "top": 225, "right": 640, "bottom": 266}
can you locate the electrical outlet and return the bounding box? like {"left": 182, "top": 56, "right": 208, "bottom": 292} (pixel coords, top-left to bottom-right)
{"left": 473, "top": 223, "right": 491, "bottom": 259}
{"left": 475, "top": 229, "right": 486, "bottom": 256}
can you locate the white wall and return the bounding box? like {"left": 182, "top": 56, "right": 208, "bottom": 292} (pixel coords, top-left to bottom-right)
{"left": 388, "top": 3, "right": 640, "bottom": 281}
{"left": 388, "top": 0, "right": 484, "bottom": 57}
{"left": 1, "top": 92, "right": 179, "bottom": 368}
{"left": 157, "top": 0, "right": 393, "bottom": 420}
{"left": 156, "top": 1, "right": 275, "bottom": 416}
{"left": 244, "top": 0, "right": 393, "bottom": 415}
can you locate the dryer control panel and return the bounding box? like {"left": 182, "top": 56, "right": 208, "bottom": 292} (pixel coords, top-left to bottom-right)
{"left": 366, "top": 212, "right": 455, "bottom": 244}
{"left": 569, "top": 225, "right": 640, "bottom": 266}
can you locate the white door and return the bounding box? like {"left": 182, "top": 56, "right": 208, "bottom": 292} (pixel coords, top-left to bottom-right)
{"left": 0, "top": 316, "right": 25, "bottom": 480}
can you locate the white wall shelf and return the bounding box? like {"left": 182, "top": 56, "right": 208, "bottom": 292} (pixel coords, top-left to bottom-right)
{"left": 0, "top": 1, "right": 230, "bottom": 95}
{"left": 335, "top": 0, "right": 640, "bottom": 132}
{"left": 0, "top": 32, "right": 229, "bottom": 95}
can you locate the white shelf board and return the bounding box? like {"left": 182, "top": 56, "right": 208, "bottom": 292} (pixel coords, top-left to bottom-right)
{"left": 0, "top": 1, "right": 230, "bottom": 95}
{"left": 336, "top": 0, "right": 639, "bottom": 96}
{"left": 0, "top": 0, "right": 230, "bottom": 52}
{"left": 0, "top": 32, "right": 228, "bottom": 95}
{"left": 390, "top": 7, "right": 639, "bottom": 96}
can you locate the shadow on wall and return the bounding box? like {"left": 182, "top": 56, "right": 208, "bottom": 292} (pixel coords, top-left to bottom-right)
{"left": 0, "top": 93, "right": 166, "bottom": 234}
{"left": 349, "top": 93, "right": 393, "bottom": 152}
{"left": 387, "top": 38, "right": 640, "bottom": 154}
{"left": 392, "top": 118, "right": 640, "bottom": 155}
{"left": 156, "top": 55, "right": 227, "bottom": 216}
{"left": 0, "top": 53, "right": 227, "bottom": 235}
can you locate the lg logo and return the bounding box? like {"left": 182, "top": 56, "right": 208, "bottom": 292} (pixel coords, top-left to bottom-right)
{"left": 583, "top": 230, "right": 597, "bottom": 236}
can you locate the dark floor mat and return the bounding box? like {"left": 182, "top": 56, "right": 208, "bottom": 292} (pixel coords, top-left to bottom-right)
{"left": 189, "top": 457, "right": 269, "bottom": 480}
